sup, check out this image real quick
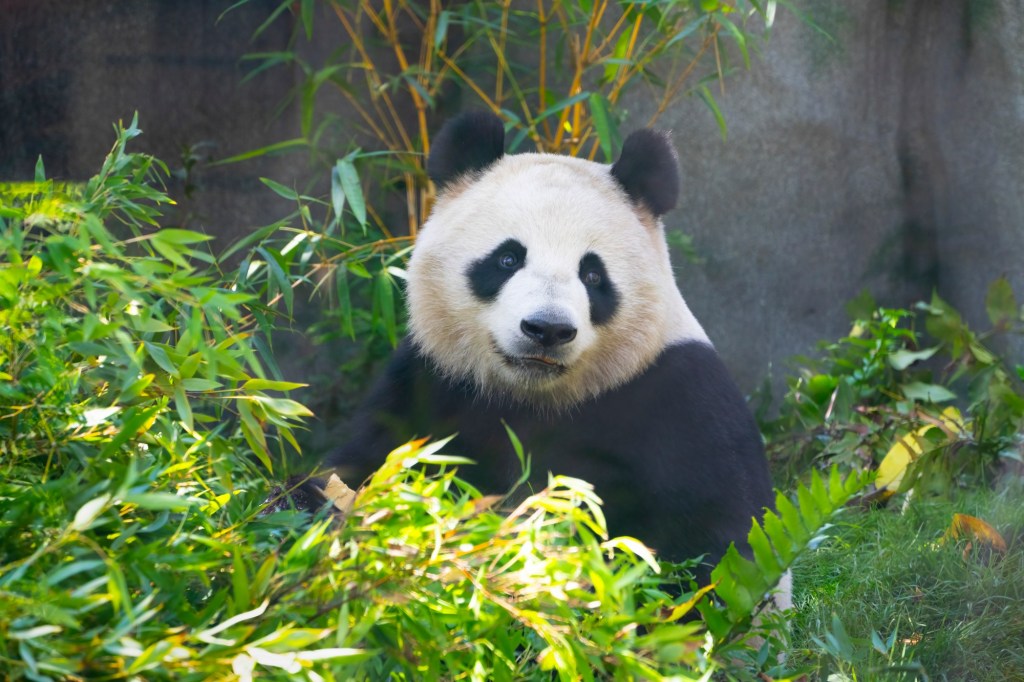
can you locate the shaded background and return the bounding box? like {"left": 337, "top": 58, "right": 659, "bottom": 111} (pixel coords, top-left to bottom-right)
{"left": 2, "top": 0, "right": 1022, "bottom": 427}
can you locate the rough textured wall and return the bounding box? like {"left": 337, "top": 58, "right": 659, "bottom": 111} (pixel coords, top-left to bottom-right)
{"left": 0, "top": 0, "right": 304, "bottom": 247}
{"left": 651, "top": 0, "right": 1024, "bottom": 394}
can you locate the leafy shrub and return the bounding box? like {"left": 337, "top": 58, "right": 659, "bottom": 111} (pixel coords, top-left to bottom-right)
{"left": 762, "top": 285, "right": 1024, "bottom": 498}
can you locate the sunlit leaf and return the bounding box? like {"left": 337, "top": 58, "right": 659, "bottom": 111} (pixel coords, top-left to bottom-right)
{"left": 943, "top": 513, "right": 1008, "bottom": 555}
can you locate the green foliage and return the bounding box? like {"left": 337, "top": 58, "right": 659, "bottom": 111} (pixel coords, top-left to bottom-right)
{"left": 762, "top": 284, "right": 1024, "bottom": 499}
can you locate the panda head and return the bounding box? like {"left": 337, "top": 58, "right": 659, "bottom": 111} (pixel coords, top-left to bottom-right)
{"left": 407, "top": 111, "right": 709, "bottom": 408}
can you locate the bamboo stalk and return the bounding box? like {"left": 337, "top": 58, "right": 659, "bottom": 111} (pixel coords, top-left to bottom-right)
{"left": 538, "top": 0, "right": 550, "bottom": 140}
{"left": 645, "top": 28, "right": 719, "bottom": 126}
{"left": 553, "top": 0, "right": 606, "bottom": 150}
{"left": 332, "top": 3, "right": 415, "bottom": 152}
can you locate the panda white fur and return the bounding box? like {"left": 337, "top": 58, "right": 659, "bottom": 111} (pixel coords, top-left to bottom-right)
{"left": 327, "top": 111, "right": 776, "bottom": 587}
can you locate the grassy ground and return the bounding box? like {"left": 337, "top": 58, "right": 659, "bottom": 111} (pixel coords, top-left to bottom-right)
{"left": 787, "top": 482, "right": 1024, "bottom": 681}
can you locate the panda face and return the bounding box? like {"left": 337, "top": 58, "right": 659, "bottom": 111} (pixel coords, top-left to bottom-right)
{"left": 407, "top": 154, "right": 708, "bottom": 408}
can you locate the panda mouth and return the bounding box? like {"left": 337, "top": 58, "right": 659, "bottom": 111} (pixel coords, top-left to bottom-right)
{"left": 499, "top": 351, "right": 568, "bottom": 376}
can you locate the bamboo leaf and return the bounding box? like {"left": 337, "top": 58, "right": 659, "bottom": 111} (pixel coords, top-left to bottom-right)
{"left": 434, "top": 10, "right": 451, "bottom": 49}
{"left": 336, "top": 156, "right": 367, "bottom": 232}
{"left": 588, "top": 93, "right": 617, "bottom": 162}
{"left": 260, "top": 177, "right": 299, "bottom": 201}
{"left": 336, "top": 266, "right": 355, "bottom": 339}
{"left": 697, "top": 85, "right": 727, "bottom": 142}
{"left": 213, "top": 138, "right": 307, "bottom": 166}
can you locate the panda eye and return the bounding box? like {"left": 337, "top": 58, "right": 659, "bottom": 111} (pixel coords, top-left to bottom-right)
{"left": 498, "top": 252, "right": 519, "bottom": 269}
{"left": 582, "top": 270, "right": 602, "bottom": 287}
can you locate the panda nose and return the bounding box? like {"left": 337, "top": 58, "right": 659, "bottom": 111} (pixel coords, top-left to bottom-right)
{"left": 520, "top": 316, "right": 577, "bottom": 347}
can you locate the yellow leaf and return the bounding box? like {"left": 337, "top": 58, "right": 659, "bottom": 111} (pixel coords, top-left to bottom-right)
{"left": 666, "top": 581, "right": 718, "bottom": 622}
{"left": 943, "top": 513, "right": 1007, "bottom": 555}
{"left": 938, "top": 406, "right": 966, "bottom": 434}
{"left": 876, "top": 429, "right": 928, "bottom": 493}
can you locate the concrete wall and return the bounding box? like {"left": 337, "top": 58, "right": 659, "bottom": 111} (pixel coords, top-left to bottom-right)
{"left": 3, "top": 1, "right": 1022, "bottom": 404}
{"left": 651, "top": 0, "right": 1024, "bottom": 393}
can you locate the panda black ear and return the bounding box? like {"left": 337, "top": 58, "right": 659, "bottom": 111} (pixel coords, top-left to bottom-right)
{"left": 610, "top": 129, "right": 680, "bottom": 217}
{"left": 428, "top": 111, "right": 506, "bottom": 190}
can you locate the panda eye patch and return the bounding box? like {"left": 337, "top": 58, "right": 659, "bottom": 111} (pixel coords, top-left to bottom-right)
{"left": 468, "top": 238, "right": 527, "bottom": 301}
{"left": 578, "top": 252, "right": 618, "bottom": 325}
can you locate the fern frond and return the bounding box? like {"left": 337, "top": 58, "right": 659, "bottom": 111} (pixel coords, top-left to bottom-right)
{"left": 702, "top": 466, "right": 872, "bottom": 639}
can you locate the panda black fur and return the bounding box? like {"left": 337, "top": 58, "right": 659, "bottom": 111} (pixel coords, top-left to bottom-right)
{"left": 327, "top": 111, "right": 775, "bottom": 586}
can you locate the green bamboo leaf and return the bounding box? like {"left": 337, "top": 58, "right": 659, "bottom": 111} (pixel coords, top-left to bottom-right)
{"left": 45, "top": 560, "right": 105, "bottom": 586}
{"left": 144, "top": 342, "right": 179, "bottom": 377}
{"left": 121, "top": 492, "right": 194, "bottom": 511}
{"left": 132, "top": 317, "right": 176, "bottom": 333}
{"left": 71, "top": 494, "right": 112, "bottom": 532}
{"left": 260, "top": 177, "right": 299, "bottom": 201}
{"left": 336, "top": 266, "right": 355, "bottom": 339}
{"left": 34, "top": 155, "right": 46, "bottom": 183}
{"left": 434, "top": 10, "right": 451, "bottom": 49}
{"left": 330, "top": 164, "right": 346, "bottom": 230}
{"left": 376, "top": 271, "right": 398, "bottom": 347}
{"left": 242, "top": 379, "right": 307, "bottom": 392}
{"left": 248, "top": 395, "right": 314, "bottom": 418}
{"left": 301, "top": 80, "right": 315, "bottom": 139}
{"left": 213, "top": 138, "right": 307, "bottom": 166}
{"left": 300, "top": 0, "right": 314, "bottom": 40}
{"left": 232, "top": 549, "right": 251, "bottom": 610}
{"left": 336, "top": 156, "right": 367, "bottom": 232}
{"left": 154, "top": 228, "right": 213, "bottom": 245}
{"left": 238, "top": 399, "right": 272, "bottom": 473}
{"left": 256, "top": 247, "right": 293, "bottom": 315}
{"left": 697, "top": 85, "right": 727, "bottom": 142}
{"left": 174, "top": 382, "right": 194, "bottom": 430}
{"left": 347, "top": 260, "right": 372, "bottom": 279}
{"left": 588, "top": 93, "right": 617, "bottom": 162}
{"left": 99, "top": 404, "right": 161, "bottom": 459}
{"left": 181, "top": 378, "right": 222, "bottom": 391}
{"left": 719, "top": 17, "right": 750, "bottom": 68}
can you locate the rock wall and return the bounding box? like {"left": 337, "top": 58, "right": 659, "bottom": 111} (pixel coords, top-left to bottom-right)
{"left": 652, "top": 0, "right": 1024, "bottom": 393}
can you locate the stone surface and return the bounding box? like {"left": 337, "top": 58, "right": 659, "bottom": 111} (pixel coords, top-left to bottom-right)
{"left": 649, "top": 0, "right": 1024, "bottom": 396}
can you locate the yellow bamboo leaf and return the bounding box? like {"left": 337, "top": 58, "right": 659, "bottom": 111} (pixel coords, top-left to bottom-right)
{"left": 666, "top": 581, "right": 718, "bottom": 622}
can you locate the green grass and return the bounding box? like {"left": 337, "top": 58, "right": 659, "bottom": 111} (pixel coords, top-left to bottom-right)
{"left": 788, "top": 484, "right": 1024, "bottom": 681}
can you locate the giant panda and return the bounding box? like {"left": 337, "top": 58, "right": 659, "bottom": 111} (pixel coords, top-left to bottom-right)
{"left": 325, "top": 111, "right": 776, "bottom": 586}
